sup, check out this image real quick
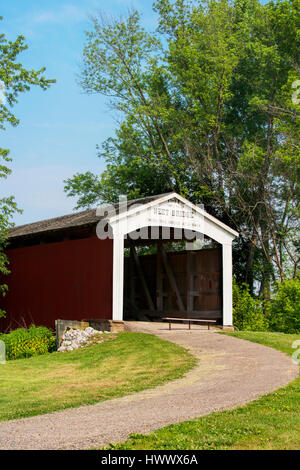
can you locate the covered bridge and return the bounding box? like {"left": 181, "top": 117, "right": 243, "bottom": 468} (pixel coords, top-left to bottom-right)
{"left": 0, "top": 193, "right": 238, "bottom": 331}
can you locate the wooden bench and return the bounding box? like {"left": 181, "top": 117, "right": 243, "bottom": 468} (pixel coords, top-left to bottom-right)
{"left": 162, "top": 317, "right": 217, "bottom": 330}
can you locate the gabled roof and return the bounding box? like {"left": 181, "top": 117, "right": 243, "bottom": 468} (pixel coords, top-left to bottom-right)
{"left": 108, "top": 192, "right": 239, "bottom": 238}
{"left": 8, "top": 192, "right": 238, "bottom": 241}
{"left": 7, "top": 194, "right": 170, "bottom": 240}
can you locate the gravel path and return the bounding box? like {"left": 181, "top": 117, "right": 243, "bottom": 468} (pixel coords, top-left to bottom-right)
{"left": 0, "top": 322, "right": 298, "bottom": 450}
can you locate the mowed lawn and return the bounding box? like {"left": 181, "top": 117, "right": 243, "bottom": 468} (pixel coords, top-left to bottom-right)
{"left": 108, "top": 331, "right": 300, "bottom": 450}
{"left": 0, "top": 332, "right": 195, "bottom": 421}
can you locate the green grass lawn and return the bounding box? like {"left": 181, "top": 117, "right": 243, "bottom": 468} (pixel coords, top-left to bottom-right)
{"left": 0, "top": 332, "right": 195, "bottom": 421}
{"left": 107, "top": 331, "right": 300, "bottom": 450}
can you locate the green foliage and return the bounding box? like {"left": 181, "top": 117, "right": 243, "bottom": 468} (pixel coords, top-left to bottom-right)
{"left": 232, "top": 279, "right": 269, "bottom": 331}
{"left": 65, "top": 0, "right": 300, "bottom": 293}
{"left": 0, "top": 325, "right": 56, "bottom": 360}
{"left": 0, "top": 197, "right": 19, "bottom": 318}
{"left": 0, "top": 17, "right": 54, "bottom": 315}
{"left": 233, "top": 276, "right": 300, "bottom": 333}
{"left": 269, "top": 277, "right": 300, "bottom": 334}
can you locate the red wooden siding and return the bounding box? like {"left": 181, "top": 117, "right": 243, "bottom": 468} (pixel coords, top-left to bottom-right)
{"left": 0, "top": 236, "right": 113, "bottom": 332}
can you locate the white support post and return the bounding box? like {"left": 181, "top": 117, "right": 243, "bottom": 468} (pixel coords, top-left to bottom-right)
{"left": 112, "top": 232, "right": 124, "bottom": 321}
{"left": 222, "top": 242, "right": 233, "bottom": 326}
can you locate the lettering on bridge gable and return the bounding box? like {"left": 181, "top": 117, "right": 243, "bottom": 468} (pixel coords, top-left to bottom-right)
{"left": 148, "top": 202, "right": 203, "bottom": 230}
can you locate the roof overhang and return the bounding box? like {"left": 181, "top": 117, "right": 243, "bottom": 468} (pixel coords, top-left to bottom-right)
{"left": 105, "top": 192, "right": 238, "bottom": 244}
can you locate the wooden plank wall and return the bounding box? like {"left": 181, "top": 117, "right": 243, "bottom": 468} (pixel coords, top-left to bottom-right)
{"left": 124, "top": 247, "right": 222, "bottom": 322}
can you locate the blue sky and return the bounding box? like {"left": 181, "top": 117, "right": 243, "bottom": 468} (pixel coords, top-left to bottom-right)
{"left": 1, "top": 0, "right": 268, "bottom": 226}
{"left": 0, "top": 0, "right": 157, "bottom": 225}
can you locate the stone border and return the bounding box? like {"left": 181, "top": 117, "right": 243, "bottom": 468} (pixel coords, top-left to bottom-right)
{"left": 55, "top": 319, "right": 124, "bottom": 348}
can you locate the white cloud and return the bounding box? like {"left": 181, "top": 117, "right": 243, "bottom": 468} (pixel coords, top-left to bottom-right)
{"left": 31, "top": 5, "right": 87, "bottom": 25}
{"left": 0, "top": 80, "right": 6, "bottom": 106}
{"left": 10, "top": 3, "right": 90, "bottom": 39}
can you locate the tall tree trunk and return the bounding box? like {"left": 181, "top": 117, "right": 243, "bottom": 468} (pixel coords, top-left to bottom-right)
{"left": 245, "top": 240, "right": 255, "bottom": 293}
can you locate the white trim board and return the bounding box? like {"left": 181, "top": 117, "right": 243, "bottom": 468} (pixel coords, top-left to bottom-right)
{"left": 108, "top": 192, "right": 238, "bottom": 239}
{"left": 108, "top": 193, "right": 238, "bottom": 327}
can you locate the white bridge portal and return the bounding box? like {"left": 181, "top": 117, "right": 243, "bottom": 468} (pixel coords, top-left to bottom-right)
{"left": 104, "top": 193, "right": 238, "bottom": 326}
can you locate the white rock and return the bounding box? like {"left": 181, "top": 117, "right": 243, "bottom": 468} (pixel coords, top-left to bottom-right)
{"left": 58, "top": 325, "right": 112, "bottom": 352}
{"left": 85, "top": 327, "right": 95, "bottom": 335}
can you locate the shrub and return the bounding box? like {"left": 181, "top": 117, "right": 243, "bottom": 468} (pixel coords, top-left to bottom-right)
{"left": 0, "top": 325, "right": 56, "bottom": 360}
{"left": 233, "top": 279, "right": 269, "bottom": 331}
{"left": 269, "top": 277, "right": 300, "bottom": 334}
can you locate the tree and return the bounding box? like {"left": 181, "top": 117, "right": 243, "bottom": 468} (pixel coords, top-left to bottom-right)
{"left": 0, "top": 17, "right": 54, "bottom": 316}
{"left": 65, "top": 0, "right": 299, "bottom": 295}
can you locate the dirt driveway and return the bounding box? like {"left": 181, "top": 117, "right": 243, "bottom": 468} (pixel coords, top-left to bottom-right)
{"left": 0, "top": 322, "right": 297, "bottom": 449}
